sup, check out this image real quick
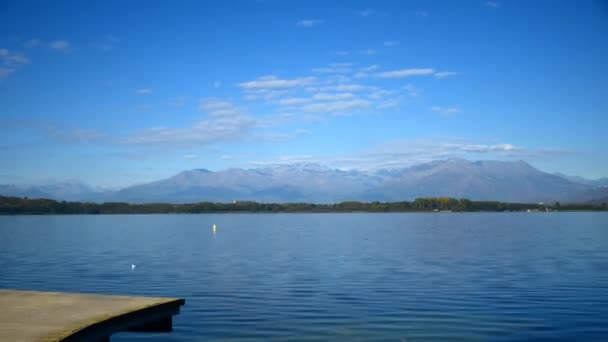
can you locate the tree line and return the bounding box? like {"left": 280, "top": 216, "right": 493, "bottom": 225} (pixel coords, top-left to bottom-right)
{"left": 0, "top": 195, "right": 605, "bottom": 214}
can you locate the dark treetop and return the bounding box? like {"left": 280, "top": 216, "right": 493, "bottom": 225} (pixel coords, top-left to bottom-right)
{"left": 0, "top": 196, "right": 605, "bottom": 215}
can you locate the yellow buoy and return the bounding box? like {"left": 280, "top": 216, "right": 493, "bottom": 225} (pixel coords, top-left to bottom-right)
{"left": 213, "top": 224, "right": 217, "bottom": 233}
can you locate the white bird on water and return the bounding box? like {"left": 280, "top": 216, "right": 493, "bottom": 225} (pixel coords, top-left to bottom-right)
{"left": 131, "top": 264, "right": 136, "bottom": 270}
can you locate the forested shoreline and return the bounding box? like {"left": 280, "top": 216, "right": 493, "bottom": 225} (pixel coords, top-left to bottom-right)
{"left": 0, "top": 195, "right": 606, "bottom": 214}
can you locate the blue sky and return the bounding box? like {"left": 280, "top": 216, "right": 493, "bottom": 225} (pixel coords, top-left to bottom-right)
{"left": 1, "top": 0, "right": 607, "bottom": 187}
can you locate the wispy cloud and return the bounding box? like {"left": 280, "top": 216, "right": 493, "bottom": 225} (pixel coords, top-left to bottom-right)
{"left": 0, "top": 48, "right": 30, "bottom": 78}
{"left": 255, "top": 129, "right": 310, "bottom": 142}
{"left": 358, "top": 49, "right": 376, "bottom": 56}
{"left": 312, "top": 63, "right": 353, "bottom": 74}
{"left": 403, "top": 84, "right": 420, "bottom": 97}
{"left": 356, "top": 9, "right": 389, "bottom": 18}
{"left": 92, "top": 35, "right": 120, "bottom": 51}
{"left": 183, "top": 154, "right": 197, "bottom": 159}
{"left": 0, "top": 49, "right": 26, "bottom": 63}
{"left": 277, "top": 97, "right": 311, "bottom": 105}
{"left": 367, "top": 89, "right": 395, "bottom": 100}
{"left": 126, "top": 99, "right": 256, "bottom": 145}
{"left": 238, "top": 75, "right": 315, "bottom": 90}
{"left": 414, "top": 10, "right": 429, "bottom": 17}
{"left": 175, "top": 96, "right": 189, "bottom": 107}
{"left": 297, "top": 19, "right": 323, "bottom": 27}
{"left": 0, "top": 68, "right": 14, "bottom": 79}
{"left": 383, "top": 41, "right": 400, "bottom": 47}
{"left": 46, "top": 127, "right": 107, "bottom": 144}
{"left": 358, "top": 9, "right": 374, "bottom": 17}
{"left": 312, "top": 92, "right": 355, "bottom": 101}
{"left": 136, "top": 88, "right": 152, "bottom": 94}
{"left": 486, "top": 1, "right": 500, "bottom": 8}
{"left": 302, "top": 99, "right": 371, "bottom": 114}
{"left": 377, "top": 68, "right": 435, "bottom": 78}
{"left": 23, "top": 39, "right": 41, "bottom": 48}
{"left": 333, "top": 51, "right": 350, "bottom": 56}
{"left": 434, "top": 71, "right": 461, "bottom": 78}
{"left": 48, "top": 40, "right": 70, "bottom": 52}
{"left": 199, "top": 98, "right": 242, "bottom": 116}
{"left": 360, "top": 65, "right": 379, "bottom": 72}
{"left": 376, "top": 99, "right": 400, "bottom": 109}
{"left": 251, "top": 139, "right": 528, "bottom": 170}
{"left": 430, "top": 106, "right": 462, "bottom": 116}
{"left": 317, "top": 84, "right": 371, "bottom": 92}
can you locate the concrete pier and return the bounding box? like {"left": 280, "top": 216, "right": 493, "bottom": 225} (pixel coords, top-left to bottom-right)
{"left": 0, "top": 289, "right": 185, "bottom": 342}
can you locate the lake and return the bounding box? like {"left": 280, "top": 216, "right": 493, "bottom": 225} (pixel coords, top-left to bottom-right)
{"left": 1, "top": 213, "right": 607, "bottom": 341}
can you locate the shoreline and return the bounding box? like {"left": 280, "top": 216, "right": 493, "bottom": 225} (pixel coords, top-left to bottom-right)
{"left": 1, "top": 195, "right": 606, "bottom": 215}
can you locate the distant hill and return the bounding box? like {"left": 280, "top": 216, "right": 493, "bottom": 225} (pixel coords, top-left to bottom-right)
{"left": 0, "top": 181, "right": 110, "bottom": 202}
{"left": 553, "top": 172, "right": 608, "bottom": 188}
{"left": 1, "top": 159, "right": 607, "bottom": 204}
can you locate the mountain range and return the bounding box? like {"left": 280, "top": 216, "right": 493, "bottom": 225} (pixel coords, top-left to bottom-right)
{"left": 2, "top": 159, "right": 607, "bottom": 204}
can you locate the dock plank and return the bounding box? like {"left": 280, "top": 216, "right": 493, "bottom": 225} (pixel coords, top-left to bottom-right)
{"left": 0, "top": 289, "right": 185, "bottom": 342}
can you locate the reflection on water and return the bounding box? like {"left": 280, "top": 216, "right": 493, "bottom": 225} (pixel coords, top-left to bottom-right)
{"left": 1, "top": 213, "right": 607, "bottom": 341}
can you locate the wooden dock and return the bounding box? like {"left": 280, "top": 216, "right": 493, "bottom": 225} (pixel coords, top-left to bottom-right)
{"left": 0, "top": 289, "right": 185, "bottom": 342}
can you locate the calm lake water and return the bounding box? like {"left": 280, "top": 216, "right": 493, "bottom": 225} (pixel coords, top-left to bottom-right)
{"left": 1, "top": 213, "right": 607, "bottom": 341}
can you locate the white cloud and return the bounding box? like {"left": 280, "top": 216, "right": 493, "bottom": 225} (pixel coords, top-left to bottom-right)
{"left": 0, "top": 49, "right": 31, "bottom": 78}
{"left": 92, "top": 35, "right": 120, "bottom": 52}
{"left": 183, "top": 154, "right": 198, "bottom": 159}
{"left": 358, "top": 49, "right": 376, "bottom": 55}
{"left": 377, "top": 99, "right": 400, "bottom": 109}
{"left": 367, "top": 89, "right": 395, "bottom": 100}
{"left": 250, "top": 139, "right": 527, "bottom": 170}
{"left": 302, "top": 99, "right": 371, "bottom": 113}
{"left": 48, "top": 40, "right": 70, "bottom": 52}
{"left": 334, "top": 51, "right": 350, "bottom": 56}
{"left": 430, "top": 106, "right": 462, "bottom": 116}
{"left": 435, "top": 71, "right": 461, "bottom": 78}
{"left": 329, "top": 63, "right": 353, "bottom": 67}
{"left": 105, "top": 35, "right": 120, "bottom": 43}
{"left": 175, "top": 96, "right": 188, "bottom": 107}
{"left": 358, "top": 9, "right": 374, "bottom": 17}
{"left": 352, "top": 65, "right": 379, "bottom": 79}
{"left": 23, "top": 39, "right": 41, "bottom": 48}
{"left": 238, "top": 75, "right": 315, "bottom": 90}
{"left": 486, "top": 1, "right": 500, "bottom": 8}
{"left": 245, "top": 89, "right": 289, "bottom": 101}
{"left": 414, "top": 10, "right": 429, "bottom": 17}
{"left": 377, "top": 68, "right": 435, "bottom": 78}
{"left": 0, "top": 49, "right": 30, "bottom": 66}
{"left": 136, "top": 88, "right": 152, "bottom": 94}
{"left": 360, "top": 65, "right": 379, "bottom": 72}
{"left": 383, "top": 41, "right": 400, "bottom": 47}
{"left": 356, "top": 9, "right": 390, "bottom": 18}
{"left": 278, "top": 97, "right": 311, "bottom": 105}
{"left": 220, "top": 154, "right": 253, "bottom": 160}
{"left": 297, "top": 19, "right": 323, "bottom": 27}
{"left": 9, "top": 54, "right": 29, "bottom": 64}
{"left": 443, "top": 143, "right": 518, "bottom": 152}
{"left": 47, "top": 127, "right": 106, "bottom": 144}
{"left": 126, "top": 100, "right": 256, "bottom": 145}
{"left": 213, "top": 81, "right": 222, "bottom": 88}
{"left": 0, "top": 67, "right": 14, "bottom": 79}
{"left": 255, "top": 129, "right": 311, "bottom": 142}
{"left": 403, "top": 84, "right": 420, "bottom": 97}
{"left": 316, "top": 84, "right": 370, "bottom": 92}
{"left": 200, "top": 98, "right": 241, "bottom": 117}
{"left": 312, "top": 92, "right": 355, "bottom": 101}
{"left": 323, "top": 75, "right": 351, "bottom": 84}
{"left": 312, "top": 64, "right": 352, "bottom": 74}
